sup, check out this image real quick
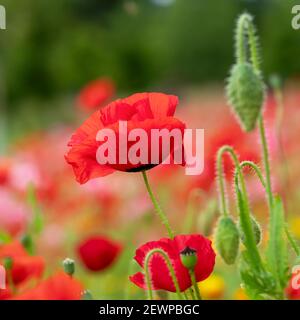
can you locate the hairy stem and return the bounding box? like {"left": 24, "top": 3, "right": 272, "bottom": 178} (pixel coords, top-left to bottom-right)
{"left": 144, "top": 248, "right": 183, "bottom": 300}
{"left": 217, "top": 146, "right": 263, "bottom": 270}
{"left": 189, "top": 270, "right": 202, "bottom": 300}
{"left": 142, "top": 171, "right": 174, "bottom": 238}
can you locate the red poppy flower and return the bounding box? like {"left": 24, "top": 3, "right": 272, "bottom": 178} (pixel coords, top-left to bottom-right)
{"left": 77, "top": 78, "right": 115, "bottom": 111}
{"left": 130, "top": 234, "right": 215, "bottom": 292}
{"left": 286, "top": 272, "right": 300, "bottom": 300}
{"left": 0, "top": 241, "right": 45, "bottom": 285}
{"left": 14, "top": 272, "right": 83, "bottom": 300}
{"left": 65, "top": 92, "right": 185, "bottom": 184}
{"left": 77, "top": 236, "right": 122, "bottom": 272}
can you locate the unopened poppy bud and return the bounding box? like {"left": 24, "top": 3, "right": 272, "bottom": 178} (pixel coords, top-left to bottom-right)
{"left": 180, "top": 247, "right": 198, "bottom": 270}
{"left": 214, "top": 216, "right": 240, "bottom": 265}
{"left": 81, "top": 290, "right": 93, "bottom": 300}
{"left": 226, "top": 63, "right": 265, "bottom": 132}
{"left": 239, "top": 216, "right": 262, "bottom": 246}
{"left": 3, "top": 257, "right": 13, "bottom": 270}
{"left": 63, "top": 258, "right": 75, "bottom": 276}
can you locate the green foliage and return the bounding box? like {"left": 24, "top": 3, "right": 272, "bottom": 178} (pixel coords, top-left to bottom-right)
{"left": 239, "top": 215, "right": 262, "bottom": 246}
{"left": 214, "top": 216, "right": 240, "bottom": 265}
{"left": 239, "top": 251, "right": 276, "bottom": 299}
{"left": 266, "top": 196, "right": 289, "bottom": 291}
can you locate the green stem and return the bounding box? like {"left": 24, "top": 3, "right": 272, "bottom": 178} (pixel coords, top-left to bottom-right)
{"left": 144, "top": 248, "right": 183, "bottom": 300}
{"left": 189, "top": 270, "right": 202, "bottom": 300}
{"left": 258, "top": 116, "right": 274, "bottom": 211}
{"left": 218, "top": 146, "right": 263, "bottom": 270}
{"left": 216, "top": 148, "right": 229, "bottom": 217}
{"left": 240, "top": 161, "right": 266, "bottom": 189}
{"left": 238, "top": 13, "right": 274, "bottom": 211}
{"left": 183, "top": 291, "right": 189, "bottom": 300}
{"left": 188, "top": 287, "right": 196, "bottom": 300}
{"left": 142, "top": 171, "right": 174, "bottom": 238}
{"left": 236, "top": 14, "right": 248, "bottom": 64}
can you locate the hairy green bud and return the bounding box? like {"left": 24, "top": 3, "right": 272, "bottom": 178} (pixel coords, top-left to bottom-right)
{"left": 214, "top": 216, "right": 240, "bottom": 265}
{"left": 239, "top": 216, "right": 262, "bottom": 246}
{"left": 227, "top": 63, "right": 265, "bottom": 132}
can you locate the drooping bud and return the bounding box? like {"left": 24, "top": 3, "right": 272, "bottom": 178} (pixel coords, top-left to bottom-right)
{"left": 238, "top": 215, "right": 262, "bottom": 246}
{"left": 63, "top": 258, "right": 75, "bottom": 276}
{"left": 214, "top": 216, "right": 240, "bottom": 265}
{"left": 226, "top": 63, "right": 265, "bottom": 132}
{"left": 180, "top": 247, "right": 198, "bottom": 270}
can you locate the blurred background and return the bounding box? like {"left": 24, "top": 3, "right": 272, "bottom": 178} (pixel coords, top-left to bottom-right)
{"left": 0, "top": 0, "right": 300, "bottom": 300}
{"left": 0, "top": 0, "right": 299, "bottom": 142}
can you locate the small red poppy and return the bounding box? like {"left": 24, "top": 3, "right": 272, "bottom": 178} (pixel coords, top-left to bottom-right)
{"left": 0, "top": 241, "right": 45, "bottom": 286}
{"left": 286, "top": 272, "right": 300, "bottom": 300}
{"left": 65, "top": 92, "right": 186, "bottom": 184}
{"left": 130, "top": 234, "right": 215, "bottom": 293}
{"left": 14, "top": 272, "right": 83, "bottom": 300}
{"left": 77, "top": 236, "right": 122, "bottom": 272}
{"left": 77, "top": 78, "right": 115, "bottom": 111}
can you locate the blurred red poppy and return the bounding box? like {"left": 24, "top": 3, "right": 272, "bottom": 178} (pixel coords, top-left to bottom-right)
{"left": 77, "top": 78, "right": 115, "bottom": 111}
{"left": 14, "top": 272, "right": 83, "bottom": 300}
{"left": 65, "top": 92, "right": 185, "bottom": 184}
{"left": 77, "top": 236, "right": 122, "bottom": 272}
{"left": 130, "top": 234, "right": 215, "bottom": 292}
{"left": 286, "top": 272, "right": 300, "bottom": 300}
{"left": 0, "top": 241, "right": 45, "bottom": 285}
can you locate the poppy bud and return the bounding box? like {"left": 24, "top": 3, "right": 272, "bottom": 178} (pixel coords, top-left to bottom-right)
{"left": 226, "top": 63, "right": 265, "bottom": 132}
{"left": 63, "top": 258, "right": 75, "bottom": 276}
{"left": 81, "top": 290, "right": 93, "bottom": 300}
{"left": 238, "top": 216, "right": 262, "bottom": 246}
{"left": 214, "top": 216, "right": 240, "bottom": 265}
{"left": 180, "top": 247, "right": 198, "bottom": 270}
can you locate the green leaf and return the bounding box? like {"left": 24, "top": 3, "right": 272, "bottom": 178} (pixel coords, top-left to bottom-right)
{"left": 239, "top": 250, "right": 276, "bottom": 299}
{"left": 266, "top": 196, "right": 289, "bottom": 290}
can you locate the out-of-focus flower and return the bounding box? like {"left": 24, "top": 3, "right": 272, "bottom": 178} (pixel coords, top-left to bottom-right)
{"left": 0, "top": 241, "right": 45, "bottom": 286}
{"left": 0, "top": 189, "right": 29, "bottom": 236}
{"left": 290, "top": 217, "right": 300, "bottom": 239}
{"left": 197, "top": 274, "right": 225, "bottom": 299}
{"left": 234, "top": 287, "right": 249, "bottom": 300}
{"left": 0, "top": 158, "right": 11, "bottom": 186}
{"left": 130, "top": 234, "right": 215, "bottom": 292}
{"left": 77, "top": 78, "right": 115, "bottom": 112}
{"left": 286, "top": 271, "right": 300, "bottom": 300}
{"left": 77, "top": 236, "right": 122, "bottom": 272}
{"left": 14, "top": 272, "right": 83, "bottom": 300}
{"left": 66, "top": 92, "right": 185, "bottom": 184}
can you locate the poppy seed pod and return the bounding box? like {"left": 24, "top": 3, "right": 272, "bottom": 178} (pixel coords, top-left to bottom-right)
{"left": 180, "top": 246, "right": 198, "bottom": 270}
{"left": 239, "top": 216, "right": 262, "bottom": 246}
{"left": 63, "top": 258, "right": 75, "bottom": 276}
{"left": 226, "top": 63, "right": 265, "bottom": 132}
{"left": 214, "top": 216, "right": 240, "bottom": 265}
